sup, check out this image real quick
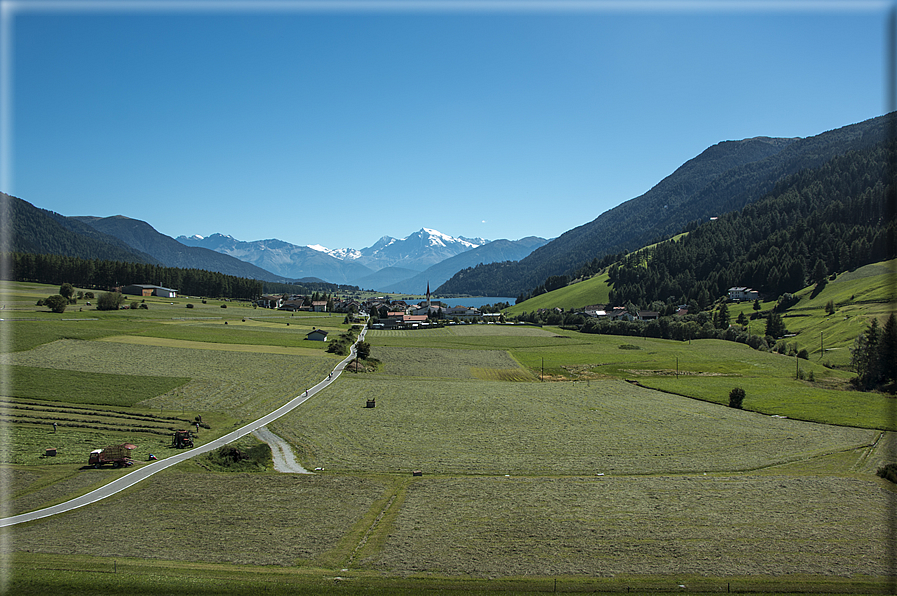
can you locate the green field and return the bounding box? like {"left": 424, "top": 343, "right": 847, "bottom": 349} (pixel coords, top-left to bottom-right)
{"left": 1, "top": 280, "right": 895, "bottom": 595}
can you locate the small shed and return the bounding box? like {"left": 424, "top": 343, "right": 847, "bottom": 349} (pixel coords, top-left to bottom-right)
{"left": 306, "top": 329, "right": 329, "bottom": 342}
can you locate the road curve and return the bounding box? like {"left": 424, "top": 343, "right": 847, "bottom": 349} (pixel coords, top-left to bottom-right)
{"left": 0, "top": 327, "right": 366, "bottom": 527}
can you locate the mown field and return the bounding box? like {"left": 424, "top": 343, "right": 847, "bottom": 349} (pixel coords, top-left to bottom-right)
{"left": 270, "top": 376, "right": 876, "bottom": 475}
{"left": 1, "top": 281, "right": 895, "bottom": 595}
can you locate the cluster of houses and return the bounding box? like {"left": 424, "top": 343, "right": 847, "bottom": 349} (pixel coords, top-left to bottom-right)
{"left": 256, "top": 294, "right": 330, "bottom": 312}
{"left": 256, "top": 292, "right": 497, "bottom": 330}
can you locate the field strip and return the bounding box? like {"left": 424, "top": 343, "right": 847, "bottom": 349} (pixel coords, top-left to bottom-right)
{"left": 98, "top": 335, "right": 322, "bottom": 356}
{"left": 0, "top": 328, "right": 367, "bottom": 527}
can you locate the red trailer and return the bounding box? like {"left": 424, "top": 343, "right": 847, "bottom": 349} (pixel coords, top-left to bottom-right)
{"left": 88, "top": 443, "right": 136, "bottom": 468}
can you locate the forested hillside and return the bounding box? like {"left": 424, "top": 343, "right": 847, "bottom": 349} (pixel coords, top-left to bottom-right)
{"left": 73, "top": 215, "right": 287, "bottom": 282}
{"left": 606, "top": 137, "right": 895, "bottom": 308}
{"left": 1, "top": 193, "right": 159, "bottom": 265}
{"left": 437, "top": 113, "right": 894, "bottom": 298}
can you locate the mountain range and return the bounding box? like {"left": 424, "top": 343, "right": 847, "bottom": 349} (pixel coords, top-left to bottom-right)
{"left": 1, "top": 196, "right": 546, "bottom": 293}
{"left": 174, "top": 228, "right": 545, "bottom": 292}
{"left": 4, "top": 113, "right": 890, "bottom": 298}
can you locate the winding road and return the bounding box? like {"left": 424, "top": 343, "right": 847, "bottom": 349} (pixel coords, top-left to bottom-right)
{"left": 0, "top": 327, "right": 366, "bottom": 527}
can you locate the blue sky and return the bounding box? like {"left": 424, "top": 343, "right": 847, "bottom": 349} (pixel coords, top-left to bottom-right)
{"left": 2, "top": 1, "right": 892, "bottom": 250}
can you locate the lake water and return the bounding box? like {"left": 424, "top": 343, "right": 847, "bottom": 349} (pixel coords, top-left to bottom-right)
{"left": 436, "top": 297, "right": 517, "bottom": 308}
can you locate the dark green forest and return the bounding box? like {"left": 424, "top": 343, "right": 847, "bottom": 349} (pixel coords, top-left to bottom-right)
{"left": 2, "top": 252, "right": 356, "bottom": 300}
{"left": 605, "top": 139, "right": 896, "bottom": 308}
{"left": 2, "top": 193, "right": 159, "bottom": 265}
{"left": 4, "top": 252, "right": 263, "bottom": 299}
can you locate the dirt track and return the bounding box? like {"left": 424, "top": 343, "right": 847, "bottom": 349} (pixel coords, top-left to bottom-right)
{"left": 252, "top": 426, "right": 310, "bottom": 473}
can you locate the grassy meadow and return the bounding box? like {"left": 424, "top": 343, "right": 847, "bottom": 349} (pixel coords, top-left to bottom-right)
{"left": 1, "top": 280, "right": 895, "bottom": 595}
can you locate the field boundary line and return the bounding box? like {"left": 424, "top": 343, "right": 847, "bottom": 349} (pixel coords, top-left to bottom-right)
{"left": 97, "top": 335, "right": 325, "bottom": 356}
{"left": 345, "top": 475, "right": 412, "bottom": 568}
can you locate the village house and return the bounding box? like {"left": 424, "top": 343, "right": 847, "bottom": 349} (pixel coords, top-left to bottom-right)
{"left": 279, "top": 299, "right": 306, "bottom": 311}
{"left": 256, "top": 295, "right": 284, "bottom": 309}
{"left": 444, "top": 305, "right": 482, "bottom": 321}
{"left": 312, "top": 300, "right": 328, "bottom": 312}
{"left": 728, "top": 287, "right": 760, "bottom": 302}
{"left": 607, "top": 307, "right": 631, "bottom": 321}
{"left": 583, "top": 305, "right": 607, "bottom": 318}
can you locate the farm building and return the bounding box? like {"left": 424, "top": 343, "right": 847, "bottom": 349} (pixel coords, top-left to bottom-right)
{"left": 306, "top": 329, "right": 329, "bottom": 341}
{"left": 122, "top": 284, "right": 178, "bottom": 298}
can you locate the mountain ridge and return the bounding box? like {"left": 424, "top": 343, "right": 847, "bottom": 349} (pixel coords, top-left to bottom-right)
{"left": 436, "top": 112, "right": 895, "bottom": 298}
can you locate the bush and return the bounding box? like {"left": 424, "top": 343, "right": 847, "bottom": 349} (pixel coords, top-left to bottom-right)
{"left": 729, "top": 387, "right": 746, "bottom": 409}
{"left": 96, "top": 291, "right": 126, "bottom": 311}
{"left": 186, "top": 303, "right": 194, "bottom": 309}
{"left": 44, "top": 295, "right": 68, "bottom": 313}
{"left": 203, "top": 442, "right": 271, "bottom": 472}
{"left": 220, "top": 304, "right": 227, "bottom": 308}
{"left": 797, "top": 348, "right": 809, "bottom": 360}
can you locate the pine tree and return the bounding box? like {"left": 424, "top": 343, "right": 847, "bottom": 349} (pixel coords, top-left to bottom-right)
{"left": 851, "top": 318, "right": 881, "bottom": 389}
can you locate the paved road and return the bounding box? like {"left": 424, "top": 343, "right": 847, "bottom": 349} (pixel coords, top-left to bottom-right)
{"left": 0, "top": 328, "right": 366, "bottom": 527}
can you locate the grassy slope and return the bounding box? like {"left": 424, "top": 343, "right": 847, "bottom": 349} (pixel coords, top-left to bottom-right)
{"left": 507, "top": 259, "right": 895, "bottom": 369}
{"left": 504, "top": 235, "right": 686, "bottom": 315}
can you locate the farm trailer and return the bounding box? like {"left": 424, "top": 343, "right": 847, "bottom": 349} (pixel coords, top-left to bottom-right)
{"left": 88, "top": 443, "right": 136, "bottom": 468}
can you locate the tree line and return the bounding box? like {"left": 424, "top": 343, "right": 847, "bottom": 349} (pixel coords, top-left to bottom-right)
{"left": 4, "top": 252, "right": 264, "bottom": 299}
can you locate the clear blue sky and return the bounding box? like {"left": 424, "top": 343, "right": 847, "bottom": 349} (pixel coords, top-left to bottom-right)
{"left": 3, "top": 1, "right": 892, "bottom": 250}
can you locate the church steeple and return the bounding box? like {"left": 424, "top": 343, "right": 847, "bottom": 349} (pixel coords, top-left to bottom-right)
{"left": 426, "top": 282, "right": 431, "bottom": 308}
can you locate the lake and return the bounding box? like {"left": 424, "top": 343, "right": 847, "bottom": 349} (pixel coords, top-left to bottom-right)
{"left": 435, "top": 297, "right": 517, "bottom": 309}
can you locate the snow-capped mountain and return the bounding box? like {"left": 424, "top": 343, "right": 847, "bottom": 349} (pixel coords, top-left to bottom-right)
{"left": 307, "top": 245, "right": 363, "bottom": 261}
{"left": 311, "top": 228, "right": 490, "bottom": 272}
{"left": 176, "top": 233, "right": 373, "bottom": 284}
{"left": 176, "top": 228, "right": 491, "bottom": 283}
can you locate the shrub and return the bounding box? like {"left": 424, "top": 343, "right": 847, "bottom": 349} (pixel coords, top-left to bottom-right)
{"left": 186, "top": 303, "right": 194, "bottom": 309}
{"left": 797, "top": 348, "right": 809, "bottom": 360}
{"left": 728, "top": 387, "right": 746, "bottom": 409}
{"left": 203, "top": 443, "right": 271, "bottom": 472}
{"left": 96, "top": 291, "right": 126, "bottom": 311}
{"left": 44, "top": 295, "right": 68, "bottom": 313}
{"left": 220, "top": 304, "right": 227, "bottom": 308}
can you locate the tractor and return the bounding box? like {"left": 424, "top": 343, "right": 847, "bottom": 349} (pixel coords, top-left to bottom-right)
{"left": 172, "top": 430, "right": 194, "bottom": 448}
